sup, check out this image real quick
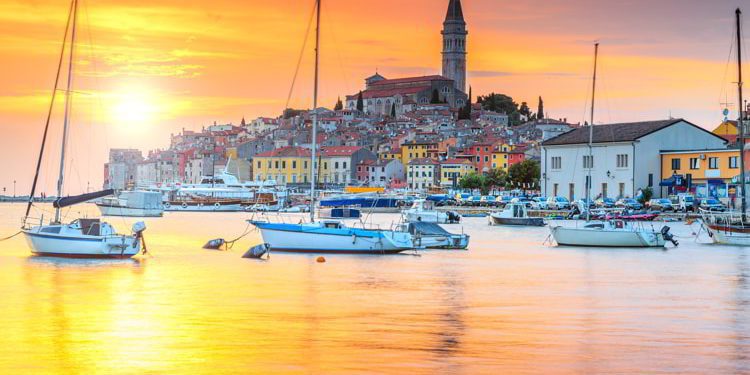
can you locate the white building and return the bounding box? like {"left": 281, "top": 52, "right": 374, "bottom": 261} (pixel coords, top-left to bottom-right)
{"left": 541, "top": 119, "right": 727, "bottom": 200}
{"left": 407, "top": 158, "right": 440, "bottom": 190}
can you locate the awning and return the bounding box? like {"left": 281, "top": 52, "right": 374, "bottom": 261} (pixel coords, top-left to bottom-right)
{"left": 659, "top": 175, "right": 684, "bottom": 187}
{"left": 706, "top": 179, "right": 727, "bottom": 185}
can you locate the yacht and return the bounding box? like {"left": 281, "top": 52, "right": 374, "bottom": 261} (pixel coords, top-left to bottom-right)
{"left": 402, "top": 199, "right": 460, "bottom": 224}
{"left": 489, "top": 202, "right": 545, "bottom": 226}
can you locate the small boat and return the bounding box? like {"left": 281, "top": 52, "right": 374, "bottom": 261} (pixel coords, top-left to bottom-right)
{"left": 489, "top": 202, "right": 545, "bottom": 226}
{"left": 403, "top": 222, "right": 469, "bottom": 249}
{"left": 20, "top": 1, "right": 146, "bottom": 259}
{"left": 402, "top": 199, "right": 461, "bottom": 224}
{"left": 319, "top": 194, "right": 402, "bottom": 213}
{"left": 550, "top": 220, "right": 677, "bottom": 247}
{"left": 96, "top": 190, "right": 163, "bottom": 217}
{"left": 250, "top": 220, "right": 414, "bottom": 254}
{"left": 164, "top": 198, "right": 244, "bottom": 212}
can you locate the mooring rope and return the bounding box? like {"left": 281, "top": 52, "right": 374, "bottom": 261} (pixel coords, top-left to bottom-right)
{"left": 0, "top": 231, "right": 22, "bottom": 242}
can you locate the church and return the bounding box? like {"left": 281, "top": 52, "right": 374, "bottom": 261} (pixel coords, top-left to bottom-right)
{"left": 345, "top": 0, "right": 469, "bottom": 116}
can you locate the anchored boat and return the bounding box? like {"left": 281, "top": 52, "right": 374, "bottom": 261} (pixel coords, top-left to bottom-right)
{"left": 489, "top": 202, "right": 545, "bottom": 226}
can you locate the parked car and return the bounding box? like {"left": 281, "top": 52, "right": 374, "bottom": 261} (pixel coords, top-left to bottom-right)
{"left": 616, "top": 198, "right": 643, "bottom": 210}
{"left": 595, "top": 197, "right": 616, "bottom": 208}
{"left": 700, "top": 198, "right": 726, "bottom": 212}
{"left": 515, "top": 196, "right": 535, "bottom": 208}
{"left": 479, "top": 196, "right": 498, "bottom": 207}
{"left": 464, "top": 195, "right": 483, "bottom": 206}
{"left": 547, "top": 196, "right": 571, "bottom": 210}
{"left": 531, "top": 197, "right": 548, "bottom": 210}
{"left": 646, "top": 198, "right": 674, "bottom": 211}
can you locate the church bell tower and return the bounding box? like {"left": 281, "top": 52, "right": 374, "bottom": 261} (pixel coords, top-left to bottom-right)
{"left": 442, "top": 0, "right": 467, "bottom": 93}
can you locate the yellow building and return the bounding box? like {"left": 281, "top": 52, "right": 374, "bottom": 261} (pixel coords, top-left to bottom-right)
{"left": 401, "top": 141, "right": 437, "bottom": 167}
{"left": 253, "top": 146, "right": 311, "bottom": 184}
{"left": 660, "top": 149, "right": 740, "bottom": 197}
{"left": 440, "top": 158, "right": 474, "bottom": 187}
{"left": 379, "top": 149, "right": 400, "bottom": 161}
{"left": 490, "top": 143, "right": 514, "bottom": 171}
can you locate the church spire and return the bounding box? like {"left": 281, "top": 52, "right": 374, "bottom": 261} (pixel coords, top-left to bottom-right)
{"left": 445, "top": 0, "right": 464, "bottom": 22}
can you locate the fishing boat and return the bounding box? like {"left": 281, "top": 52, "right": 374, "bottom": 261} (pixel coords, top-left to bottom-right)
{"left": 402, "top": 199, "right": 460, "bottom": 224}
{"left": 548, "top": 43, "right": 675, "bottom": 248}
{"left": 21, "top": 0, "right": 146, "bottom": 258}
{"left": 701, "top": 8, "right": 750, "bottom": 245}
{"left": 489, "top": 202, "right": 545, "bottom": 226}
{"left": 249, "top": 0, "right": 414, "bottom": 254}
{"left": 96, "top": 190, "right": 163, "bottom": 217}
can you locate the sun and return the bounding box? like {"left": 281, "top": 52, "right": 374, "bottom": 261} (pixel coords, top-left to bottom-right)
{"left": 112, "top": 90, "right": 157, "bottom": 124}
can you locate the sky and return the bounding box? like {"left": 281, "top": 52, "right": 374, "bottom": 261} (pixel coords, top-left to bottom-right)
{"left": 0, "top": 0, "right": 747, "bottom": 195}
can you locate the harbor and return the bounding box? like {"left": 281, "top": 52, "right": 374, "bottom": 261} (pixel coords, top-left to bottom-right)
{"left": 0, "top": 202, "right": 747, "bottom": 373}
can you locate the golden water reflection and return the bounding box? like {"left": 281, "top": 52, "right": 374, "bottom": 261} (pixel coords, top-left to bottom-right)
{"left": 0, "top": 203, "right": 748, "bottom": 374}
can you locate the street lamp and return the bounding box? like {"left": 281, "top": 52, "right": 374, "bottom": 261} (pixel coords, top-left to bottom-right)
{"left": 13, "top": 180, "right": 16, "bottom": 198}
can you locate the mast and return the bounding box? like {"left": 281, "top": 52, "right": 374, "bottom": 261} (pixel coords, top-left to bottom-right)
{"left": 586, "top": 43, "right": 599, "bottom": 221}
{"left": 737, "top": 8, "right": 747, "bottom": 221}
{"left": 309, "top": 0, "right": 321, "bottom": 222}
{"left": 54, "top": 0, "right": 78, "bottom": 223}
{"left": 23, "top": 0, "right": 75, "bottom": 225}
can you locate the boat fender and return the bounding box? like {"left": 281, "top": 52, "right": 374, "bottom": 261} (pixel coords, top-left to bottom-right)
{"left": 352, "top": 233, "right": 357, "bottom": 244}
{"left": 316, "top": 256, "right": 326, "bottom": 263}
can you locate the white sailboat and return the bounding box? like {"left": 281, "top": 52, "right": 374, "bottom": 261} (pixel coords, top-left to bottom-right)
{"left": 701, "top": 8, "right": 750, "bottom": 245}
{"left": 21, "top": 0, "right": 145, "bottom": 258}
{"left": 548, "top": 43, "right": 676, "bottom": 248}
{"left": 250, "top": 0, "right": 415, "bottom": 254}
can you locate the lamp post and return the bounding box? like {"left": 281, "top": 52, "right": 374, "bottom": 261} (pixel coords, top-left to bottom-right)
{"left": 14, "top": 180, "right": 17, "bottom": 197}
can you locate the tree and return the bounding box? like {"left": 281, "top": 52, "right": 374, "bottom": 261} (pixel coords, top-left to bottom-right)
{"left": 390, "top": 103, "right": 396, "bottom": 117}
{"left": 430, "top": 89, "right": 441, "bottom": 104}
{"left": 240, "top": 117, "right": 246, "bottom": 126}
{"left": 507, "top": 160, "right": 540, "bottom": 189}
{"left": 458, "top": 172, "right": 488, "bottom": 194}
{"left": 637, "top": 187, "right": 653, "bottom": 204}
{"left": 485, "top": 168, "right": 508, "bottom": 191}
{"left": 334, "top": 97, "right": 343, "bottom": 111}
{"left": 537, "top": 96, "right": 545, "bottom": 120}
{"left": 477, "top": 93, "right": 522, "bottom": 125}
{"left": 356, "top": 91, "right": 364, "bottom": 112}
{"left": 519, "top": 101, "right": 531, "bottom": 118}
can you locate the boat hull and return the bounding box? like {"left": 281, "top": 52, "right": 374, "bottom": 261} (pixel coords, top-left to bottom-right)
{"left": 489, "top": 215, "right": 545, "bottom": 226}
{"left": 97, "top": 204, "right": 163, "bottom": 217}
{"left": 22, "top": 230, "right": 141, "bottom": 258}
{"left": 416, "top": 234, "right": 469, "bottom": 249}
{"left": 705, "top": 224, "right": 750, "bottom": 245}
{"left": 550, "top": 226, "right": 666, "bottom": 247}
{"left": 164, "top": 203, "right": 244, "bottom": 212}
{"left": 251, "top": 222, "right": 414, "bottom": 254}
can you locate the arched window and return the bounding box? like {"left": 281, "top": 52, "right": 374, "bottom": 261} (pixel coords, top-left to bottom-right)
{"left": 419, "top": 97, "right": 428, "bottom": 104}
{"left": 457, "top": 99, "right": 464, "bottom": 106}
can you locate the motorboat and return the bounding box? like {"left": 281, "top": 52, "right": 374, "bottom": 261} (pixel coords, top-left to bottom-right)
{"left": 250, "top": 220, "right": 414, "bottom": 254}
{"left": 489, "top": 202, "right": 545, "bottom": 226}
{"left": 20, "top": 1, "right": 146, "bottom": 259}
{"left": 96, "top": 190, "right": 163, "bottom": 217}
{"left": 403, "top": 221, "right": 469, "bottom": 249}
{"left": 402, "top": 199, "right": 460, "bottom": 224}
{"left": 549, "top": 220, "right": 677, "bottom": 248}
{"left": 700, "top": 210, "right": 750, "bottom": 245}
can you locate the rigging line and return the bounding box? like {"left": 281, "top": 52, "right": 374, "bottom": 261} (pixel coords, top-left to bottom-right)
{"left": 719, "top": 20, "right": 735, "bottom": 109}
{"left": 24, "top": 0, "right": 76, "bottom": 225}
{"left": 284, "top": 1, "right": 317, "bottom": 110}
{"left": 323, "top": 0, "right": 351, "bottom": 96}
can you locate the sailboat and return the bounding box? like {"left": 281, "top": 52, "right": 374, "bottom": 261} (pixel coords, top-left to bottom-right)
{"left": 249, "top": 0, "right": 415, "bottom": 254}
{"left": 702, "top": 8, "right": 750, "bottom": 245}
{"left": 21, "top": 0, "right": 146, "bottom": 258}
{"left": 548, "top": 43, "right": 676, "bottom": 248}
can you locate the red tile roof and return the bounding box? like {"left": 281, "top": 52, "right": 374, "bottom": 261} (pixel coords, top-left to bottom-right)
{"left": 320, "top": 146, "right": 362, "bottom": 157}
{"left": 441, "top": 158, "right": 472, "bottom": 165}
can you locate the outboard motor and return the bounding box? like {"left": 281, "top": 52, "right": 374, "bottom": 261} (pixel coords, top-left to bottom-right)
{"left": 661, "top": 226, "right": 679, "bottom": 246}
{"left": 131, "top": 221, "right": 147, "bottom": 253}
{"left": 446, "top": 211, "right": 461, "bottom": 224}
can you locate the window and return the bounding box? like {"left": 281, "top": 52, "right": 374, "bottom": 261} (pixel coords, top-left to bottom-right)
{"left": 275, "top": 161, "right": 279, "bottom": 169}
{"left": 730, "top": 156, "right": 739, "bottom": 169}
{"left": 343, "top": 162, "right": 347, "bottom": 169}
{"left": 616, "top": 154, "right": 629, "bottom": 168}
{"left": 689, "top": 158, "right": 700, "bottom": 169}
{"left": 648, "top": 173, "right": 653, "bottom": 187}
{"left": 602, "top": 183, "right": 608, "bottom": 198}
{"left": 304, "top": 161, "right": 308, "bottom": 169}
{"left": 335, "top": 162, "right": 339, "bottom": 169}
{"left": 292, "top": 161, "right": 297, "bottom": 169}
{"left": 551, "top": 156, "right": 562, "bottom": 170}
{"left": 553, "top": 183, "right": 559, "bottom": 196}
{"left": 257, "top": 161, "right": 261, "bottom": 169}
{"left": 583, "top": 155, "right": 593, "bottom": 169}
{"left": 282, "top": 161, "right": 286, "bottom": 169}
{"left": 476, "top": 156, "right": 480, "bottom": 162}
{"left": 484, "top": 156, "right": 489, "bottom": 162}
{"left": 708, "top": 157, "right": 718, "bottom": 169}
{"left": 671, "top": 158, "right": 681, "bottom": 170}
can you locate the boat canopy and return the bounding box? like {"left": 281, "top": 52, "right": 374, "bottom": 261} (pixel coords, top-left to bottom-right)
{"left": 407, "top": 222, "right": 453, "bottom": 236}
{"left": 53, "top": 189, "right": 114, "bottom": 209}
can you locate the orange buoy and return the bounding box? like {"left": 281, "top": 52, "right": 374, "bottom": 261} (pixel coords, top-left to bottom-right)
{"left": 316, "top": 256, "right": 326, "bottom": 263}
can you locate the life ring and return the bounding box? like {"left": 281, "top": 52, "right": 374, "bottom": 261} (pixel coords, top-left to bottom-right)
{"left": 214, "top": 203, "right": 221, "bottom": 209}
{"left": 164, "top": 202, "right": 171, "bottom": 208}
{"left": 181, "top": 203, "right": 188, "bottom": 209}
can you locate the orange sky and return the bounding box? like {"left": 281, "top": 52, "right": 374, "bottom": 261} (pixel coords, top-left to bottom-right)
{"left": 0, "top": 0, "right": 746, "bottom": 194}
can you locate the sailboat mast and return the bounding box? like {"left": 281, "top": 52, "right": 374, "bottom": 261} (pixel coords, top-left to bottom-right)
{"left": 309, "top": 0, "right": 321, "bottom": 222}
{"left": 586, "top": 42, "right": 599, "bottom": 221}
{"left": 54, "top": 0, "right": 78, "bottom": 223}
{"left": 737, "top": 8, "right": 747, "bottom": 221}
{"left": 23, "top": 0, "right": 75, "bottom": 225}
